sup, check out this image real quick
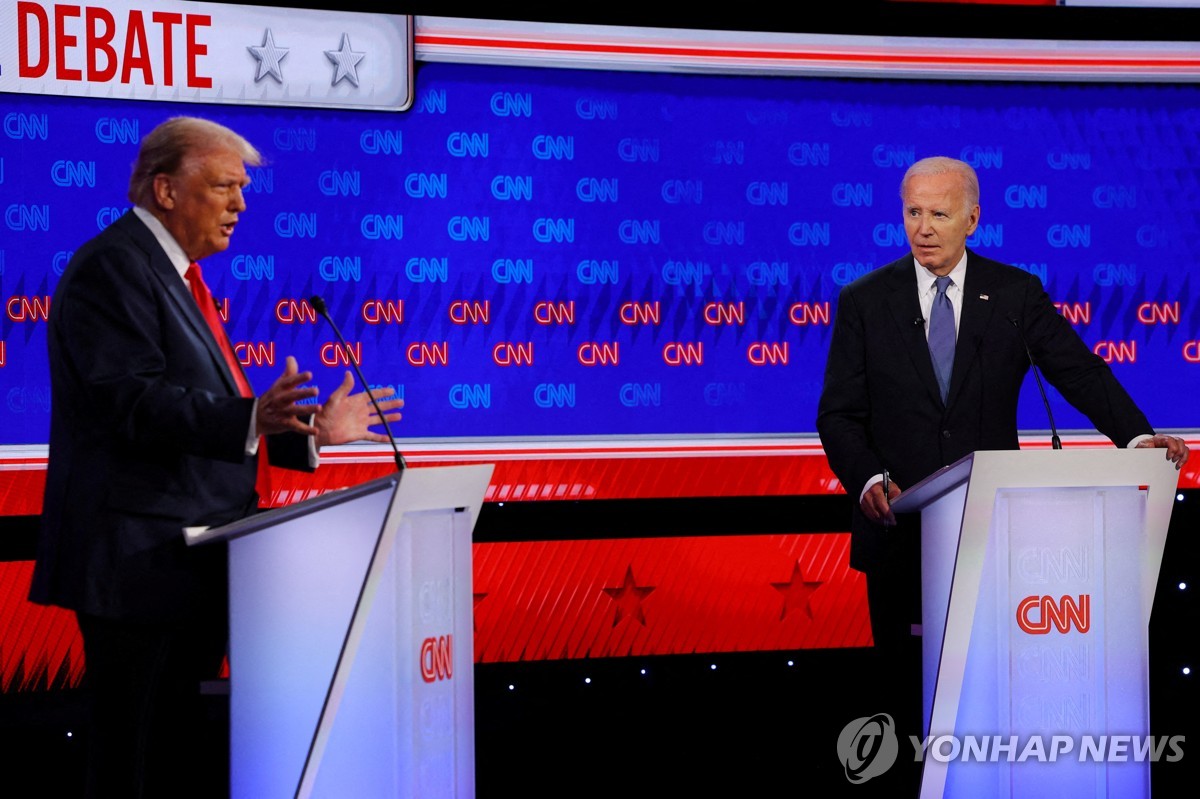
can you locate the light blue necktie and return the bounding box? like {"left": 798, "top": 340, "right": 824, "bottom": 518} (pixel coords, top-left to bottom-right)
{"left": 929, "top": 276, "right": 956, "bottom": 402}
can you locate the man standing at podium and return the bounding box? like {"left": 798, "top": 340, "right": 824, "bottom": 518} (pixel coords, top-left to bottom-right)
{"left": 816, "top": 155, "right": 1188, "bottom": 783}
{"left": 29, "top": 116, "right": 403, "bottom": 798}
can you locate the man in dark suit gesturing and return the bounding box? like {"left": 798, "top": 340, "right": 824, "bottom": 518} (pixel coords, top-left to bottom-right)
{"left": 29, "top": 116, "right": 403, "bottom": 797}
{"left": 816, "top": 156, "right": 1188, "bottom": 780}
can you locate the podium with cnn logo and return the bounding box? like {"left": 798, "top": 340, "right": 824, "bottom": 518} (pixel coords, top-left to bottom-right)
{"left": 187, "top": 464, "right": 493, "bottom": 799}
{"left": 892, "top": 449, "right": 1180, "bottom": 799}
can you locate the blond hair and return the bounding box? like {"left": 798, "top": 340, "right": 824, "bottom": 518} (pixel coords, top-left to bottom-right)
{"left": 900, "top": 156, "right": 980, "bottom": 207}
{"left": 128, "top": 116, "right": 261, "bottom": 206}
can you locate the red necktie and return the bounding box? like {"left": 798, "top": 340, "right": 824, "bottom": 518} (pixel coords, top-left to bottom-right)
{"left": 186, "top": 261, "right": 252, "bottom": 398}
{"left": 185, "top": 262, "right": 273, "bottom": 506}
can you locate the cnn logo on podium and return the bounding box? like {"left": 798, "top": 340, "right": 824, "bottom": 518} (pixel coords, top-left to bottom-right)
{"left": 420, "top": 634, "right": 454, "bottom": 683}
{"left": 1016, "top": 594, "right": 1091, "bottom": 635}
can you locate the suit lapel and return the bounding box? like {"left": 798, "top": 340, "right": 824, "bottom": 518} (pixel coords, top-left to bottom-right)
{"left": 118, "top": 212, "right": 241, "bottom": 397}
{"left": 885, "top": 257, "right": 944, "bottom": 408}
{"left": 945, "top": 250, "right": 998, "bottom": 409}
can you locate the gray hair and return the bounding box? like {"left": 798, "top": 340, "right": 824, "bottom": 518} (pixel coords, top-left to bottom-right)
{"left": 128, "top": 116, "right": 261, "bottom": 206}
{"left": 900, "top": 156, "right": 980, "bottom": 208}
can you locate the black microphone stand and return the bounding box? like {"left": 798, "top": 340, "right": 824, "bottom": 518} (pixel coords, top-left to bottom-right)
{"left": 310, "top": 295, "right": 407, "bottom": 471}
{"left": 1008, "top": 316, "right": 1062, "bottom": 450}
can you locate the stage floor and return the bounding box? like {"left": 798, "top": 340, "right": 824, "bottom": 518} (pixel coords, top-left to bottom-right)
{"left": 2, "top": 641, "right": 1194, "bottom": 798}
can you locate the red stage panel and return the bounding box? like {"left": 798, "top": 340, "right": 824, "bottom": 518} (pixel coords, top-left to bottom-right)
{"left": 0, "top": 531, "right": 868, "bottom": 690}
{"left": 3, "top": 437, "right": 1191, "bottom": 690}
{"left": 472, "top": 533, "right": 870, "bottom": 663}
{"left": 0, "top": 561, "right": 84, "bottom": 691}
{"left": 0, "top": 442, "right": 846, "bottom": 514}
{"left": 7, "top": 436, "right": 1191, "bottom": 515}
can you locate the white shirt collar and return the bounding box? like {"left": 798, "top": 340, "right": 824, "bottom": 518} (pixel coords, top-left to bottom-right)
{"left": 133, "top": 206, "right": 191, "bottom": 282}
{"left": 914, "top": 250, "right": 968, "bottom": 295}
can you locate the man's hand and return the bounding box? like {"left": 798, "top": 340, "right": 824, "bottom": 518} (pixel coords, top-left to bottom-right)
{"left": 314, "top": 371, "right": 404, "bottom": 448}
{"left": 861, "top": 480, "right": 902, "bottom": 527}
{"left": 1135, "top": 433, "right": 1190, "bottom": 470}
{"left": 256, "top": 356, "right": 319, "bottom": 436}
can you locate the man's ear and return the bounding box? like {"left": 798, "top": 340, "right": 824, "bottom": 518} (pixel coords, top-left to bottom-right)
{"left": 966, "top": 204, "right": 981, "bottom": 236}
{"left": 152, "top": 173, "right": 175, "bottom": 211}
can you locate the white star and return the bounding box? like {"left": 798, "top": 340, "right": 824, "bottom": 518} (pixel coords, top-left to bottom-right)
{"left": 248, "top": 29, "right": 289, "bottom": 84}
{"left": 325, "top": 33, "right": 365, "bottom": 88}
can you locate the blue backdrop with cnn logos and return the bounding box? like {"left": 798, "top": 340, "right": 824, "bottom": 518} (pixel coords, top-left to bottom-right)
{"left": 1, "top": 64, "right": 1198, "bottom": 443}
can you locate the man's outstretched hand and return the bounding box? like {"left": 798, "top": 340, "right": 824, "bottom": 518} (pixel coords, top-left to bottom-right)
{"left": 256, "top": 356, "right": 319, "bottom": 437}
{"left": 314, "top": 371, "right": 404, "bottom": 448}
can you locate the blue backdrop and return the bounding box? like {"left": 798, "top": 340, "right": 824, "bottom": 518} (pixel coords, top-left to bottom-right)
{"left": 1, "top": 63, "right": 1197, "bottom": 442}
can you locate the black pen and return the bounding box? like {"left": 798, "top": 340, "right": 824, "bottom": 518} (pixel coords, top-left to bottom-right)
{"left": 881, "top": 469, "right": 891, "bottom": 507}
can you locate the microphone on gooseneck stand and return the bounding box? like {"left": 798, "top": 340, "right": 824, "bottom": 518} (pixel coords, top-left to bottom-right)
{"left": 309, "top": 295, "right": 407, "bottom": 471}
{"left": 1007, "top": 315, "right": 1062, "bottom": 451}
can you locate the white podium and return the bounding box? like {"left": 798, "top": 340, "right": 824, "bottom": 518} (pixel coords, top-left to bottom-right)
{"left": 187, "top": 464, "right": 493, "bottom": 799}
{"left": 892, "top": 449, "right": 1179, "bottom": 799}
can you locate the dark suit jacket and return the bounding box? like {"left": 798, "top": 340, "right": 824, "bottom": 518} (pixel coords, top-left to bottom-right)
{"left": 816, "top": 250, "right": 1153, "bottom": 572}
{"left": 30, "top": 211, "right": 311, "bottom": 622}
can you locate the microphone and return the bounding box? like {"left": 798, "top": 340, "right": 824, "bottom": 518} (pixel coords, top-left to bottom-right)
{"left": 912, "top": 317, "right": 925, "bottom": 327}
{"left": 310, "top": 295, "right": 407, "bottom": 471}
{"left": 1007, "top": 315, "right": 1061, "bottom": 450}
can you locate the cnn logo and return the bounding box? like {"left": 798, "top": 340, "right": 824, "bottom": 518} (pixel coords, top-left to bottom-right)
{"left": 1016, "top": 594, "right": 1091, "bottom": 635}
{"left": 420, "top": 635, "right": 453, "bottom": 683}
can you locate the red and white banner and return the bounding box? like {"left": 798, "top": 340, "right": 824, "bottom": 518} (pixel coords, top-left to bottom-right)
{"left": 0, "top": 0, "right": 413, "bottom": 110}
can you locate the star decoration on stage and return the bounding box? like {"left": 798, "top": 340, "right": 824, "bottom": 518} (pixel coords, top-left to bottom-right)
{"left": 247, "top": 29, "right": 289, "bottom": 84}
{"left": 602, "top": 566, "right": 656, "bottom": 627}
{"left": 325, "top": 33, "right": 365, "bottom": 88}
{"left": 771, "top": 561, "right": 824, "bottom": 621}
